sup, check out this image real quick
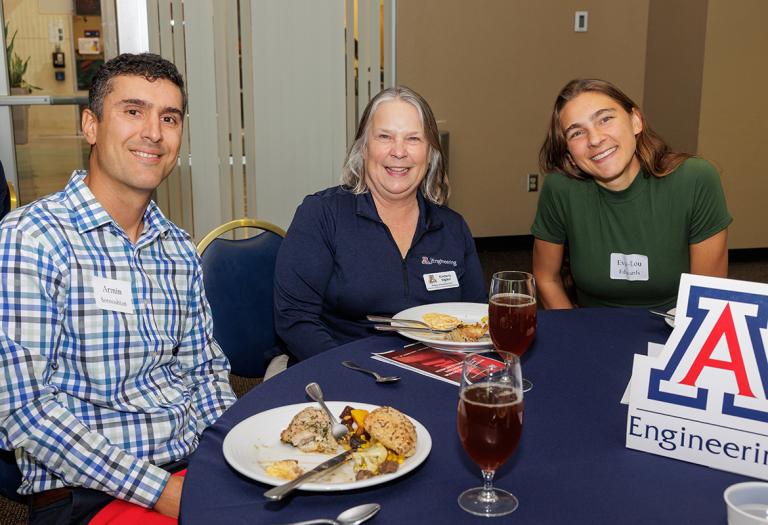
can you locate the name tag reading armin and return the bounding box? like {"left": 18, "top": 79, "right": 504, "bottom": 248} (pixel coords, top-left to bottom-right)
{"left": 92, "top": 275, "right": 134, "bottom": 314}
{"left": 424, "top": 271, "right": 459, "bottom": 291}
{"left": 610, "top": 253, "right": 649, "bottom": 281}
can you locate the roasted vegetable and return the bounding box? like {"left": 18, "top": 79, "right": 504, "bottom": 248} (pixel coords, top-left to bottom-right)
{"left": 351, "top": 409, "right": 369, "bottom": 429}
{"left": 352, "top": 442, "right": 388, "bottom": 473}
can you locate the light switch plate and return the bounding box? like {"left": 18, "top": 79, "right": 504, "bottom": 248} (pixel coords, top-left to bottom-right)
{"left": 575, "top": 11, "right": 588, "bottom": 32}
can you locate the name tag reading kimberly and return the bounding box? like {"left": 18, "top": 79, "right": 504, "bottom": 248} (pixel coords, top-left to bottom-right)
{"left": 423, "top": 271, "right": 459, "bottom": 291}
{"left": 610, "top": 253, "right": 649, "bottom": 281}
{"left": 92, "top": 275, "right": 134, "bottom": 314}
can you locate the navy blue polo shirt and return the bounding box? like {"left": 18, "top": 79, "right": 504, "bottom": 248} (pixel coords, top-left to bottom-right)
{"left": 274, "top": 186, "right": 486, "bottom": 360}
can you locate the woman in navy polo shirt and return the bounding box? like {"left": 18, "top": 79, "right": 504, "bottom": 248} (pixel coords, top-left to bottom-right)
{"left": 274, "top": 86, "right": 486, "bottom": 360}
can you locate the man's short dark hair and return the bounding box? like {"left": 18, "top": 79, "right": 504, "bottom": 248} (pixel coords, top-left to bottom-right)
{"left": 88, "top": 53, "right": 187, "bottom": 120}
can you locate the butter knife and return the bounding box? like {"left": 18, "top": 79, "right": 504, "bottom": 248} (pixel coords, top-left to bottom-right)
{"left": 263, "top": 449, "right": 354, "bottom": 501}
{"left": 366, "top": 315, "right": 431, "bottom": 328}
{"left": 373, "top": 324, "right": 453, "bottom": 334}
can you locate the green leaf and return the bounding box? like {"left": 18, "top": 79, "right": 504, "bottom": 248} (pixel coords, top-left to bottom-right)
{"left": 4, "top": 23, "right": 38, "bottom": 90}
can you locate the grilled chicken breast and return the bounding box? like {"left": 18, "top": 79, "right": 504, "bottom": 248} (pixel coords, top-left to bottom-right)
{"left": 280, "top": 407, "right": 338, "bottom": 453}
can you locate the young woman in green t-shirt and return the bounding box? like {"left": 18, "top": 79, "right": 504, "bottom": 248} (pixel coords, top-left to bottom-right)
{"left": 531, "top": 79, "right": 731, "bottom": 310}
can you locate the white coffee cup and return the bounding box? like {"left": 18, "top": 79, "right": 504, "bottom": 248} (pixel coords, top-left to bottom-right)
{"left": 725, "top": 482, "right": 768, "bottom": 524}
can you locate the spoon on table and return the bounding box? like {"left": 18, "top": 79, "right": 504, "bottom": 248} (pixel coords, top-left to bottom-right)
{"left": 341, "top": 361, "right": 401, "bottom": 384}
{"left": 280, "top": 503, "right": 381, "bottom": 525}
{"left": 305, "top": 382, "right": 349, "bottom": 440}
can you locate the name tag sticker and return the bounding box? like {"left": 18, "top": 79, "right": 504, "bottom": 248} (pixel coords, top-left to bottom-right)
{"left": 610, "top": 253, "right": 649, "bottom": 281}
{"left": 92, "top": 275, "right": 134, "bottom": 314}
{"left": 423, "top": 271, "right": 460, "bottom": 291}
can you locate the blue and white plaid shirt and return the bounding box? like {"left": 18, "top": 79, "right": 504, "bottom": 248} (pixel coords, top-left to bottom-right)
{"left": 0, "top": 171, "right": 236, "bottom": 507}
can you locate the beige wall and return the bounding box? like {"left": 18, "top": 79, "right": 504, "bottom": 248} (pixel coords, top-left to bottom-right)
{"left": 397, "top": 0, "right": 649, "bottom": 237}
{"left": 642, "top": 0, "right": 707, "bottom": 154}
{"left": 697, "top": 0, "right": 768, "bottom": 249}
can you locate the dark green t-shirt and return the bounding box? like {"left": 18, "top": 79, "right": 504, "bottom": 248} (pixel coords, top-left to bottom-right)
{"left": 531, "top": 158, "right": 732, "bottom": 309}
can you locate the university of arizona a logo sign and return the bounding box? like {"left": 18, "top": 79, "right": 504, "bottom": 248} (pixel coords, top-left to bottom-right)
{"left": 627, "top": 274, "right": 768, "bottom": 479}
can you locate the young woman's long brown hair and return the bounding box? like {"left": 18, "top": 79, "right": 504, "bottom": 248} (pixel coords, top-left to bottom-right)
{"left": 539, "top": 78, "right": 691, "bottom": 179}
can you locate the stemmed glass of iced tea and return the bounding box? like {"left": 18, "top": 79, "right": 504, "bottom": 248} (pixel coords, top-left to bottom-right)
{"left": 488, "top": 271, "right": 537, "bottom": 391}
{"left": 457, "top": 351, "right": 524, "bottom": 517}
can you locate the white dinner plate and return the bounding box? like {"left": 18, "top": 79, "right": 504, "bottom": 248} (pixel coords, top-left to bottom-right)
{"left": 392, "top": 302, "right": 493, "bottom": 352}
{"left": 666, "top": 308, "right": 676, "bottom": 328}
{"left": 222, "top": 401, "right": 432, "bottom": 491}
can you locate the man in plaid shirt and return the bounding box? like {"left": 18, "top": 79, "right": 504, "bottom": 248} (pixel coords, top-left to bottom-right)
{"left": 0, "top": 53, "right": 236, "bottom": 523}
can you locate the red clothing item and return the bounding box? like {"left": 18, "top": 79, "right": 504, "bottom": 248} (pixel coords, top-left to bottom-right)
{"left": 89, "top": 470, "right": 187, "bottom": 525}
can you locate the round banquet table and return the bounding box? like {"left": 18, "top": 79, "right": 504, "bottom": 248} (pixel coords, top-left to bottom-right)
{"left": 180, "top": 308, "right": 747, "bottom": 524}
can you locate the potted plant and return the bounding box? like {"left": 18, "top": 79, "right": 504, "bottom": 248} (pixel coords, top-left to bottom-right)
{"left": 4, "top": 23, "right": 40, "bottom": 144}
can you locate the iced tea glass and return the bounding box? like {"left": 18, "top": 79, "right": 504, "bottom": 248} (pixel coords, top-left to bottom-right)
{"left": 457, "top": 351, "right": 524, "bottom": 517}
{"left": 488, "top": 271, "right": 537, "bottom": 391}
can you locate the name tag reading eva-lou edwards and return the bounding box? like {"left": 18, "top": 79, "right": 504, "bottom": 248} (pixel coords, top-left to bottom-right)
{"left": 92, "top": 275, "right": 134, "bottom": 314}
{"left": 610, "top": 253, "right": 649, "bottom": 281}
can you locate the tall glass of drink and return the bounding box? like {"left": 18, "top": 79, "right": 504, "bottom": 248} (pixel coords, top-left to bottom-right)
{"left": 457, "top": 351, "right": 523, "bottom": 517}
{"left": 488, "top": 271, "right": 537, "bottom": 391}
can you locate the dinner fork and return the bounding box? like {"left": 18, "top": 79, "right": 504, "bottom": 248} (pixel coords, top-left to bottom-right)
{"left": 305, "top": 383, "right": 349, "bottom": 440}
{"left": 649, "top": 309, "right": 675, "bottom": 320}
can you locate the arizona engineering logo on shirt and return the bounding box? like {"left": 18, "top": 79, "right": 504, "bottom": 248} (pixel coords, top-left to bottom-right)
{"left": 626, "top": 274, "right": 768, "bottom": 479}
{"left": 420, "top": 256, "right": 457, "bottom": 267}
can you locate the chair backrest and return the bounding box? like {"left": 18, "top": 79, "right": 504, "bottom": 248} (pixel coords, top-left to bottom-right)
{"left": 198, "top": 219, "right": 286, "bottom": 377}
{"left": 0, "top": 450, "right": 22, "bottom": 502}
{"left": 7, "top": 181, "right": 17, "bottom": 212}
{"left": 1, "top": 163, "right": 14, "bottom": 220}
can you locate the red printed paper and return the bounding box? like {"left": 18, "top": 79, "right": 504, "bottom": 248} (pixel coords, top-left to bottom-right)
{"left": 372, "top": 344, "right": 502, "bottom": 386}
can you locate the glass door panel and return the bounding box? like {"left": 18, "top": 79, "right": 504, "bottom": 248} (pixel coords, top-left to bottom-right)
{"left": 2, "top": 0, "right": 106, "bottom": 205}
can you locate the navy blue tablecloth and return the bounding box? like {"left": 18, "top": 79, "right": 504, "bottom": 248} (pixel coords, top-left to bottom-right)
{"left": 180, "top": 308, "right": 746, "bottom": 524}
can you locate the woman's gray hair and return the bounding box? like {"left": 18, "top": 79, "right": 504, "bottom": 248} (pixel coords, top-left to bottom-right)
{"left": 341, "top": 86, "right": 449, "bottom": 205}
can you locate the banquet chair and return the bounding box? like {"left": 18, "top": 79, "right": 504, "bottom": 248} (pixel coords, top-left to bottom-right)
{"left": 1, "top": 167, "right": 15, "bottom": 220}
{"left": 197, "top": 219, "right": 289, "bottom": 389}
{"left": 7, "top": 181, "right": 17, "bottom": 211}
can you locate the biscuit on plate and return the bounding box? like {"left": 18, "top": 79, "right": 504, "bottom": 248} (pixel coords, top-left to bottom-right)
{"left": 364, "top": 406, "right": 417, "bottom": 457}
